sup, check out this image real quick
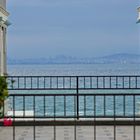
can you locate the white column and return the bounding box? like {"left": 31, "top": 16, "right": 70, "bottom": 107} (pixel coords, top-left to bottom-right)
{"left": 0, "top": 26, "right": 2, "bottom": 75}
{"left": 3, "top": 27, "right": 7, "bottom": 75}
{"left": 0, "top": 26, "right": 4, "bottom": 76}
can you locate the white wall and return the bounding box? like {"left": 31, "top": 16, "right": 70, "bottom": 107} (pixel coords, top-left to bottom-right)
{"left": 0, "top": 0, "right": 6, "bottom": 9}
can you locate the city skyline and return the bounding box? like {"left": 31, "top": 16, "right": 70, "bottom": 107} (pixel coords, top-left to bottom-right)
{"left": 7, "top": 0, "right": 140, "bottom": 59}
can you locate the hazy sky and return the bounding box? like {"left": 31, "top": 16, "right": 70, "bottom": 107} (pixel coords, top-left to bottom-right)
{"left": 7, "top": 0, "right": 140, "bottom": 59}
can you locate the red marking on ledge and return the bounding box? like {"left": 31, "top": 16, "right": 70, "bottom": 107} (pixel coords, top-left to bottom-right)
{"left": 4, "top": 117, "right": 12, "bottom": 126}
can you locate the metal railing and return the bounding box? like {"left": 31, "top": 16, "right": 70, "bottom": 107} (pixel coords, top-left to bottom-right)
{"left": 1, "top": 75, "right": 140, "bottom": 140}
{"left": 6, "top": 75, "right": 140, "bottom": 90}
{"left": 7, "top": 93, "right": 140, "bottom": 119}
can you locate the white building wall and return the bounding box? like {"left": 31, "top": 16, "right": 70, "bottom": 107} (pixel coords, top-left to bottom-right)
{"left": 0, "top": 0, "right": 6, "bottom": 9}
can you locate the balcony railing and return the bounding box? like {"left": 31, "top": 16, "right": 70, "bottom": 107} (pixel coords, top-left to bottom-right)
{"left": 7, "top": 75, "right": 140, "bottom": 90}
{"left": 0, "top": 75, "right": 140, "bottom": 140}
{"left": 7, "top": 93, "right": 140, "bottom": 119}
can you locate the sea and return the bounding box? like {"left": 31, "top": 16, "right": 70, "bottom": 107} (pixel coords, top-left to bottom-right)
{"left": 8, "top": 63, "right": 140, "bottom": 76}
{"left": 7, "top": 64, "right": 140, "bottom": 117}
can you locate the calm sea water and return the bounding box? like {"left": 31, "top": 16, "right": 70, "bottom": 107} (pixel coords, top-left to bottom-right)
{"left": 7, "top": 64, "right": 140, "bottom": 117}
{"left": 7, "top": 63, "right": 140, "bottom": 76}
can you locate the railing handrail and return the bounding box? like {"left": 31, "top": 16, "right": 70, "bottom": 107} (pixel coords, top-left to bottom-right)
{"left": 6, "top": 75, "right": 140, "bottom": 90}
{"left": 6, "top": 75, "right": 140, "bottom": 77}
{"left": 9, "top": 93, "right": 140, "bottom": 96}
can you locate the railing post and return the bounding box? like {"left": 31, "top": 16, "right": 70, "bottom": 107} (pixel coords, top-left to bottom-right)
{"left": 76, "top": 76, "right": 79, "bottom": 120}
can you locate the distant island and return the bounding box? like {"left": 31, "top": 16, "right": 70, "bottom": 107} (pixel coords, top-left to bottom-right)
{"left": 8, "top": 53, "right": 140, "bottom": 65}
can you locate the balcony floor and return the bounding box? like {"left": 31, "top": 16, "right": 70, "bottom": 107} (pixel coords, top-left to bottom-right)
{"left": 0, "top": 125, "right": 140, "bottom": 140}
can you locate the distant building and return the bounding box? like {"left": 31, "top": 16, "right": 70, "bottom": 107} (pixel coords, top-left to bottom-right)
{"left": 0, "top": 0, "right": 10, "bottom": 76}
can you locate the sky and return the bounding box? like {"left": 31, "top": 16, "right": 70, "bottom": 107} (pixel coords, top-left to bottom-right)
{"left": 7, "top": 0, "right": 140, "bottom": 59}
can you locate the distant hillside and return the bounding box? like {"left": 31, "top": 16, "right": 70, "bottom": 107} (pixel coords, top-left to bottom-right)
{"left": 97, "top": 54, "right": 140, "bottom": 64}
{"left": 8, "top": 53, "right": 140, "bottom": 65}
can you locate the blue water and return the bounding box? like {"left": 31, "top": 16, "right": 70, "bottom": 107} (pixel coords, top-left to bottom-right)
{"left": 7, "top": 64, "right": 140, "bottom": 117}
{"left": 8, "top": 64, "right": 140, "bottom": 76}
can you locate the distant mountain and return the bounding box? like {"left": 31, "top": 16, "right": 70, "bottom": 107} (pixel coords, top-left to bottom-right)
{"left": 8, "top": 53, "right": 140, "bottom": 65}
{"left": 95, "top": 53, "right": 140, "bottom": 64}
